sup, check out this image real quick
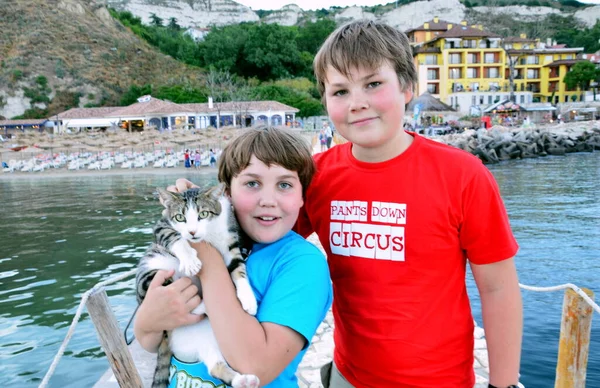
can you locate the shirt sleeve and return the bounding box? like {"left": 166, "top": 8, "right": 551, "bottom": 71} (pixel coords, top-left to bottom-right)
{"left": 294, "top": 204, "right": 314, "bottom": 238}
{"left": 459, "top": 162, "right": 519, "bottom": 265}
{"left": 256, "top": 245, "right": 332, "bottom": 347}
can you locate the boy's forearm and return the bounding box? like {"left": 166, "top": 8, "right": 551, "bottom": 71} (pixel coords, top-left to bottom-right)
{"left": 480, "top": 283, "right": 523, "bottom": 386}
{"left": 198, "top": 256, "right": 269, "bottom": 369}
{"left": 134, "top": 320, "right": 164, "bottom": 353}
{"left": 196, "top": 247, "right": 298, "bottom": 385}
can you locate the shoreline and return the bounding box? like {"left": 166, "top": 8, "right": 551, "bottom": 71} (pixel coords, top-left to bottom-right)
{"left": 0, "top": 165, "right": 217, "bottom": 179}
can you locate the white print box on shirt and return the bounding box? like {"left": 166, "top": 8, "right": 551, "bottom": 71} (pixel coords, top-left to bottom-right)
{"left": 329, "top": 201, "right": 406, "bottom": 261}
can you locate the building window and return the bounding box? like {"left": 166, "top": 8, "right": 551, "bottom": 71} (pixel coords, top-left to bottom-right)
{"left": 472, "top": 96, "right": 476, "bottom": 105}
{"left": 520, "top": 56, "right": 539, "bottom": 65}
{"left": 449, "top": 68, "right": 461, "bottom": 79}
{"left": 466, "top": 68, "right": 478, "bottom": 79}
{"left": 527, "top": 69, "right": 539, "bottom": 79}
{"left": 462, "top": 39, "right": 476, "bottom": 48}
{"left": 484, "top": 53, "right": 496, "bottom": 64}
{"left": 449, "top": 53, "right": 461, "bottom": 64}
{"left": 488, "top": 95, "right": 493, "bottom": 104}
{"left": 479, "top": 95, "right": 484, "bottom": 104}
{"left": 565, "top": 54, "right": 573, "bottom": 60}
{"left": 487, "top": 68, "right": 499, "bottom": 78}
{"left": 520, "top": 95, "right": 525, "bottom": 104}
{"left": 467, "top": 53, "right": 479, "bottom": 64}
{"left": 425, "top": 55, "right": 438, "bottom": 65}
{"left": 427, "top": 69, "right": 439, "bottom": 80}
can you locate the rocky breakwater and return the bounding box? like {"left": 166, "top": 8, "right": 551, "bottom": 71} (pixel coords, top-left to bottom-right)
{"left": 439, "top": 122, "right": 600, "bottom": 164}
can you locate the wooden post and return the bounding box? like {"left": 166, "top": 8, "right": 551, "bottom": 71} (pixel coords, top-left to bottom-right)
{"left": 555, "top": 287, "right": 594, "bottom": 388}
{"left": 87, "top": 288, "right": 143, "bottom": 388}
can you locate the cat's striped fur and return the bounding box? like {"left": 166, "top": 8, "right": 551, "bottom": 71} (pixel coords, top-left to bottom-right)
{"left": 136, "top": 185, "right": 259, "bottom": 388}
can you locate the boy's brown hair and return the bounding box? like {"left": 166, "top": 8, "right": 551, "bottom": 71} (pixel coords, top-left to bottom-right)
{"left": 218, "top": 126, "right": 316, "bottom": 197}
{"left": 313, "top": 19, "right": 417, "bottom": 99}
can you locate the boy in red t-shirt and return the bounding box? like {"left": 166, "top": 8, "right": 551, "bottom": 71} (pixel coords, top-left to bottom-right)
{"left": 293, "top": 20, "right": 522, "bottom": 388}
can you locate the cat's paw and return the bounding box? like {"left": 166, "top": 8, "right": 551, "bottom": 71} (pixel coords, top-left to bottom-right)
{"left": 231, "top": 374, "right": 260, "bottom": 388}
{"left": 179, "top": 258, "right": 202, "bottom": 277}
{"left": 237, "top": 287, "right": 258, "bottom": 316}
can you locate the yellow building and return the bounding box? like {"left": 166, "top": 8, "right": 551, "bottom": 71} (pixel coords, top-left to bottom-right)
{"left": 406, "top": 18, "right": 585, "bottom": 114}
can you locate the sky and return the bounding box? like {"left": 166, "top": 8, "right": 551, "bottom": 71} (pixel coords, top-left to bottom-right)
{"left": 234, "top": 0, "right": 600, "bottom": 11}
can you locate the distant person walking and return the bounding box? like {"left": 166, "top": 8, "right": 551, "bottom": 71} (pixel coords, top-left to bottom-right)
{"left": 318, "top": 129, "right": 327, "bottom": 152}
{"left": 323, "top": 122, "right": 334, "bottom": 149}
{"left": 194, "top": 150, "right": 201, "bottom": 169}
{"left": 209, "top": 148, "right": 217, "bottom": 167}
{"left": 184, "top": 149, "right": 191, "bottom": 168}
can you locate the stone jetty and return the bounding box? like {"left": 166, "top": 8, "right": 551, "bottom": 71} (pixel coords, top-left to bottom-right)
{"left": 439, "top": 121, "right": 600, "bottom": 164}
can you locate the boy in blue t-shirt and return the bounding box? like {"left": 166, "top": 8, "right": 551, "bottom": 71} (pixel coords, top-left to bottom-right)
{"left": 134, "top": 126, "right": 332, "bottom": 387}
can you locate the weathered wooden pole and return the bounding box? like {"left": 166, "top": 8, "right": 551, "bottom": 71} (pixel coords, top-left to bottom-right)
{"left": 87, "top": 288, "right": 143, "bottom": 388}
{"left": 554, "top": 287, "right": 594, "bottom": 388}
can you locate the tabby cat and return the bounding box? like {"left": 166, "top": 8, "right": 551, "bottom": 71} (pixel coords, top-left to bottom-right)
{"left": 136, "top": 185, "right": 259, "bottom": 388}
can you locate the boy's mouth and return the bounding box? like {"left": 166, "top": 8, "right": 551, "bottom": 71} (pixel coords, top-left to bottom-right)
{"left": 350, "top": 117, "right": 376, "bottom": 125}
{"left": 256, "top": 216, "right": 278, "bottom": 221}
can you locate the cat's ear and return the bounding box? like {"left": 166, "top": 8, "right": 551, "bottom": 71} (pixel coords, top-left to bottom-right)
{"left": 156, "top": 187, "right": 179, "bottom": 206}
{"left": 205, "top": 183, "right": 225, "bottom": 199}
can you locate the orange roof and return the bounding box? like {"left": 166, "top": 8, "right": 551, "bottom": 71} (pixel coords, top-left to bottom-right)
{"left": 108, "top": 97, "right": 195, "bottom": 117}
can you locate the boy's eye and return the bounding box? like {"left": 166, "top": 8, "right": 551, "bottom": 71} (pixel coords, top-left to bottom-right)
{"left": 174, "top": 214, "right": 185, "bottom": 222}
{"left": 367, "top": 81, "right": 381, "bottom": 88}
{"left": 332, "top": 89, "right": 347, "bottom": 97}
{"left": 245, "top": 181, "right": 259, "bottom": 188}
{"left": 278, "top": 182, "right": 292, "bottom": 190}
{"left": 198, "top": 210, "right": 209, "bottom": 219}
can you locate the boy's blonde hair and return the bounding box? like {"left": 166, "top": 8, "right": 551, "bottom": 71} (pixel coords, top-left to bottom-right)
{"left": 218, "top": 126, "right": 316, "bottom": 197}
{"left": 313, "top": 19, "right": 417, "bottom": 98}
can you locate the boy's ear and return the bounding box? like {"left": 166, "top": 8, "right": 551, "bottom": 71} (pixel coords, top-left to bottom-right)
{"left": 156, "top": 187, "right": 179, "bottom": 206}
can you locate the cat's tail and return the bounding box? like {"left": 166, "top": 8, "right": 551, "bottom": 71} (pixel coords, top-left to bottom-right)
{"left": 151, "top": 332, "right": 173, "bottom": 388}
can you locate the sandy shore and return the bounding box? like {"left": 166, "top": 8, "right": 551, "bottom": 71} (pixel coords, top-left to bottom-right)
{"left": 0, "top": 165, "right": 217, "bottom": 179}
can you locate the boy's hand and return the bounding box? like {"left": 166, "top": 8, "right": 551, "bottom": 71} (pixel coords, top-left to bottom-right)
{"left": 166, "top": 178, "right": 197, "bottom": 194}
{"left": 137, "top": 269, "right": 204, "bottom": 333}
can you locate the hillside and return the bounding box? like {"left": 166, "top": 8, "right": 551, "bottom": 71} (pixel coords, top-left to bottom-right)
{"left": 0, "top": 0, "right": 205, "bottom": 119}
{"left": 1, "top": 0, "right": 599, "bottom": 120}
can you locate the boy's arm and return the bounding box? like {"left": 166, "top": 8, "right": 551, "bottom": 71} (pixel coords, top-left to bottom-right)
{"left": 134, "top": 270, "right": 203, "bottom": 352}
{"left": 192, "top": 242, "right": 307, "bottom": 385}
{"left": 294, "top": 204, "right": 314, "bottom": 238}
{"left": 470, "top": 258, "right": 522, "bottom": 387}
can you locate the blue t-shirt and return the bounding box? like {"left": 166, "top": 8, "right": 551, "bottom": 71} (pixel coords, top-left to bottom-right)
{"left": 168, "top": 231, "right": 332, "bottom": 388}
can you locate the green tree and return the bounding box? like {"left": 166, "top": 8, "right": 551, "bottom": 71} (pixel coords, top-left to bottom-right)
{"left": 240, "top": 23, "right": 304, "bottom": 80}
{"left": 168, "top": 17, "right": 181, "bottom": 31}
{"left": 296, "top": 19, "right": 337, "bottom": 55}
{"left": 563, "top": 61, "right": 600, "bottom": 100}
{"left": 120, "top": 84, "right": 153, "bottom": 105}
{"left": 149, "top": 13, "right": 163, "bottom": 27}
{"left": 199, "top": 24, "right": 250, "bottom": 73}
{"left": 251, "top": 84, "right": 323, "bottom": 117}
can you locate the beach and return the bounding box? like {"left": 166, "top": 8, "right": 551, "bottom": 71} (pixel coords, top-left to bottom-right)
{"left": 0, "top": 164, "right": 218, "bottom": 179}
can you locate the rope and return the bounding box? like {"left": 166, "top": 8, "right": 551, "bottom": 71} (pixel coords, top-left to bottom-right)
{"left": 519, "top": 283, "right": 600, "bottom": 315}
{"left": 39, "top": 268, "right": 137, "bottom": 388}
{"left": 38, "top": 270, "right": 598, "bottom": 387}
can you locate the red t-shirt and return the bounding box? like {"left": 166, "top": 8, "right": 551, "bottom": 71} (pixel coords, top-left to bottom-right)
{"left": 296, "top": 132, "right": 518, "bottom": 387}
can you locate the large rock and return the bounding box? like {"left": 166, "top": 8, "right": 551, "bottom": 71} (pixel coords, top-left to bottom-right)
{"left": 380, "top": 0, "right": 466, "bottom": 30}
{"left": 103, "top": 0, "right": 259, "bottom": 27}
{"left": 575, "top": 5, "right": 600, "bottom": 28}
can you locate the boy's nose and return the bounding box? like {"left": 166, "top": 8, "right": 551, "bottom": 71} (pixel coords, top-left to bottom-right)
{"left": 258, "top": 192, "right": 276, "bottom": 207}
{"left": 349, "top": 93, "right": 369, "bottom": 111}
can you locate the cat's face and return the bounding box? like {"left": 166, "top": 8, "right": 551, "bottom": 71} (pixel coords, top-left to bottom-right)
{"left": 229, "top": 155, "right": 303, "bottom": 244}
{"left": 158, "top": 188, "right": 222, "bottom": 242}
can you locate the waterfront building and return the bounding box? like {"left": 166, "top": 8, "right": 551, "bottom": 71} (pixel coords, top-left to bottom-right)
{"left": 407, "top": 17, "right": 587, "bottom": 115}
{"left": 53, "top": 96, "right": 299, "bottom": 133}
